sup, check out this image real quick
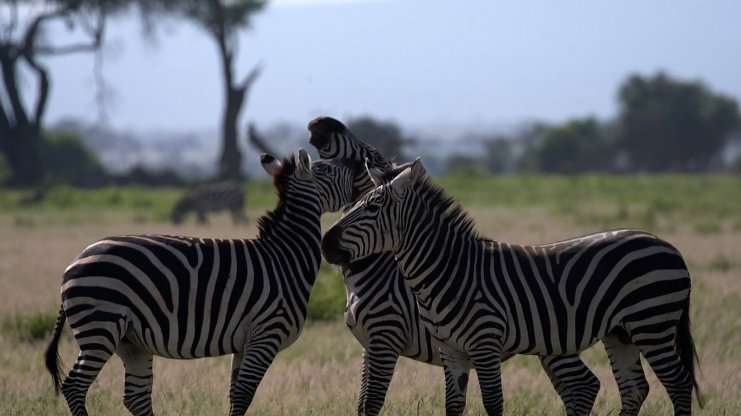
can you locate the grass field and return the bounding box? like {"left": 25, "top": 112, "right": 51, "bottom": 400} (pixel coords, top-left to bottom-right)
{"left": 1, "top": 174, "right": 740, "bottom": 415}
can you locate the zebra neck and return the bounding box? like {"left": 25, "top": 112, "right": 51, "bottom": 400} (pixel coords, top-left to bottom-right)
{"left": 257, "top": 193, "right": 323, "bottom": 280}
{"left": 394, "top": 214, "right": 473, "bottom": 303}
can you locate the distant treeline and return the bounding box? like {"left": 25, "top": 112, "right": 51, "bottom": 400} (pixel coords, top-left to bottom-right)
{"left": 367, "top": 72, "right": 740, "bottom": 175}
{"left": 1, "top": 71, "right": 739, "bottom": 187}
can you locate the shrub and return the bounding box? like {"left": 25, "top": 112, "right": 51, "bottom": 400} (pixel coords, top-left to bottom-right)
{"left": 40, "top": 129, "right": 105, "bottom": 186}
{"left": 1, "top": 312, "right": 57, "bottom": 342}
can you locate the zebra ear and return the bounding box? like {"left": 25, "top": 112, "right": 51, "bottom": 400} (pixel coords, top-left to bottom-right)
{"left": 260, "top": 153, "right": 282, "bottom": 176}
{"left": 365, "top": 158, "right": 384, "bottom": 186}
{"left": 297, "top": 148, "right": 313, "bottom": 181}
{"left": 389, "top": 158, "right": 425, "bottom": 194}
{"left": 409, "top": 157, "right": 426, "bottom": 180}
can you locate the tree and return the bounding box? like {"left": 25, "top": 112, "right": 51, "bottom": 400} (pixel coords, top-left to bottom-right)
{"left": 163, "top": 0, "right": 266, "bottom": 179}
{"left": 533, "top": 117, "right": 613, "bottom": 174}
{"left": 0, "top": 0, "right": 107, "bottom": 185}
{"left": 347, "top": 116, "right": 407, "bottom": 162}
{"left": 616, "top": 71, "right": 740, "bottom": 172}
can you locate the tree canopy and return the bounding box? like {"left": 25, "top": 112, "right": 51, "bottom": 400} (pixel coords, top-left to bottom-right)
{"left": 616, "top": 72, "right": 740, "bottom": 172}
{"left": 533, "top": 117, "right": 614, "bottom": 174}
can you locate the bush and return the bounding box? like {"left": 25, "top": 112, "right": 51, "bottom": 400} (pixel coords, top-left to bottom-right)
{"left": 40, "top": 129, "right": 105, "bottom": 186}
{"left": 307, "top": 264, "right": 346, "bottom": 320}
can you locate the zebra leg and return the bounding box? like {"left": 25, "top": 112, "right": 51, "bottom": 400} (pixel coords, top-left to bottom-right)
{"left": 602, "top": 333, "right": 649, "bottom": 416}
{"left": 439, "top": 348, "right": 470, "bottom": 416}
{"left": 631, "top": 329, "right": 694, "bottom": 416}
{"left": 229, "top": 352, "right": 244, "bottom": 405}
{"left": 61, "top": 322, "right": 121, "bottom": 416}
{"left": 231, "top": 207, "right": 248, "bottom": 224}
{"left": 357, "top": 344, "right": 400, "bottom": 416}
{"left": 228, "top": 340, "right": 281, "bottom": 416}
{"left": 469, "top": 344, "right": 504, "bottom": 416}
{"left": 196, "top": 210, "right": 207, "bottom": 225}
{"left": 117, "top": 341, "right": 155, "bottom": 416}
{"left": 540, "top": 354, "right": 600, "bottom": 416}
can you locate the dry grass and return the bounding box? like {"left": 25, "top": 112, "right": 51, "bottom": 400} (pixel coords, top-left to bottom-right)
{"left": 1, "top": 204, "right": 739, "bottom": 415}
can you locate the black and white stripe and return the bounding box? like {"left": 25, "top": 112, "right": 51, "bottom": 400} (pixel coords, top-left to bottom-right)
{"left": 308, "top": 116, "right": 393, "bottom": 173}
{"left": 322, "top": 159, "right": 701, "bottom": 416}
{"left": 171, "top": 181, "right": 247, "bottom": 225}
{"left": 44, "top": 150, "right": 369, "bottom": 416}
{"left": 309, "top": 120, "right": 605, "bottom": 416}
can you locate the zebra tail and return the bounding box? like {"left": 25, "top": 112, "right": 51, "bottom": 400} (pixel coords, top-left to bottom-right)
{"left": 677, "top": 296, "right": 703, "bottom": 408}
{"left": 44, "top": 304, "right": 66, "bottom": 396}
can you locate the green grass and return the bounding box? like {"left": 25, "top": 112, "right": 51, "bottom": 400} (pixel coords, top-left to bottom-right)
{"left": 439, "top": 173, "right": 741, "bottom": 233}
{"left": 0, "top": 181, "right": 280, "bottom": 224}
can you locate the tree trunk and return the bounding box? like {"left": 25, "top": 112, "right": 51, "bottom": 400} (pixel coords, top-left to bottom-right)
{"left": 0, "top": 46, "right": 44, "bottom": 185}
{"left": 218, "top": 85, "right": 246, "bottom": 180}
{"left": 1, "top": 126, "right": 45, "bottom": 185}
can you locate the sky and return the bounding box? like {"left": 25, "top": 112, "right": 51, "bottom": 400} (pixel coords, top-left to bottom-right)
{"left": 30, "top": 0, "right": 741, "bottom": 134}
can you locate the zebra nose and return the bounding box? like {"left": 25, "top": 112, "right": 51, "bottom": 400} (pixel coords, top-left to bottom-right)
{"left": 321, "top": 226, "right": 349, "bottom": 266}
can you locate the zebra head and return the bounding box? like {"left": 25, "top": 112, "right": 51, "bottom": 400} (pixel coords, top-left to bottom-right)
{"left": 170, "top": 197, "right": 192, "bottom": 224}
{"left": 260, "top": 150, "right": 372, "bottom": 214}
{"left": 321, "top": 157, "right": 426, "bottom": 267}
{"left": 308, "top": 116, "right": 393, "bottom": 173}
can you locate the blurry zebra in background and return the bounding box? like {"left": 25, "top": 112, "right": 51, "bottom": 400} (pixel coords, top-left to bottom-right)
{"left": 44, "top": 150, "right": 372, "bottom": 416}
{"left": 171, "top": 181, "right": 247, "bottom": 225}
{"left": 308, "top": 117, "right": 602, "bottom": 416}
{"left": 322, "top": 158, "right": 702, "bottom": 416}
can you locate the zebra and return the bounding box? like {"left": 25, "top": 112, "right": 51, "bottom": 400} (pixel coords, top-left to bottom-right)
{"left": 44, "top": 149, "right": 372, "bottom": 416}
{"left": 308, "top": 116, "right": 393, "bottom": 173}
{"left": 321, "top": 158, "right": 702, "bottom": 416}
{"left": 309, "top": 117, "right": 603, "bottom": 416}
{"left": 171, "top": 181, "right": 247, "bottom": 225}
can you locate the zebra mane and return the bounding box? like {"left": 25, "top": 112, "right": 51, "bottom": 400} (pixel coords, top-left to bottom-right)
{"left": 257, "top": 154, "right": 298, "bottom": 239}
{"left": 415, "top": 177, "right": 480, "bottom": 240}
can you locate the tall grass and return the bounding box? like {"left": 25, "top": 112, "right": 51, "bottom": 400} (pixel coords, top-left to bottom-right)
{"left": 1, "top": 174, "right": 740, "bottom": 414}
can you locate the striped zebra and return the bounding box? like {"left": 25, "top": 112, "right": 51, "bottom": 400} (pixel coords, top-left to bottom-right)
{"left": 171, "top": 181, "right": 247, "bottom": 225}
{"left": 309, "top": 118, "right": 602, "bottom": 416}
{"left": 308, "top": 116, "right": 393, "bottom": 172}
{"left": 44, "top": 150, "right": 371, "bottom": 416}
{"left": 321, "top": 159, "right": 702, "bottom": 416}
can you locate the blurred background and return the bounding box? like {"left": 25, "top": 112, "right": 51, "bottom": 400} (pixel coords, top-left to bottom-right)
{"left": 2, "top": 0, "right": 740, "bottom": 185}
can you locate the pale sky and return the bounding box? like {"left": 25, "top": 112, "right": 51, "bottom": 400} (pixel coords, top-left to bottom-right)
{"left": 34, "top": 0, "right": 741, "bottom": 134}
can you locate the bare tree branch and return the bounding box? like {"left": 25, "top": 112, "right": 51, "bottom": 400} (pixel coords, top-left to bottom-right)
{"left": 240, "top": 61, "right": 262, "bottom": 90}
{"left": 246, "top": 122, "right": 277, "bottom": 156}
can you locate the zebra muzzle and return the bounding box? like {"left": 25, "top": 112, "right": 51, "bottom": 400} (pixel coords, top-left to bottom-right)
{"left": 321, "top": 226, "right": 351, "bottom": 267}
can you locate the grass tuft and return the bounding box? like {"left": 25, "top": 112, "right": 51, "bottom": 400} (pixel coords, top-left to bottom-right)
{"left": 2, "top": 312, "right": 58, "bottom": 342}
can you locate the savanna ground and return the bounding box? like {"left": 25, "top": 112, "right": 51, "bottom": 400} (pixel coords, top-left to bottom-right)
{"left": 1, "top": 174, "right": 740, "bottom": 415}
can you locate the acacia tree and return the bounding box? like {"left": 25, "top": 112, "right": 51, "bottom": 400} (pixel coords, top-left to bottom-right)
{"left": 0, "top": 0, "right": 107, "bottom": 185}
{"left": 165, "top": 0, "right": 266, "bottom": 179}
